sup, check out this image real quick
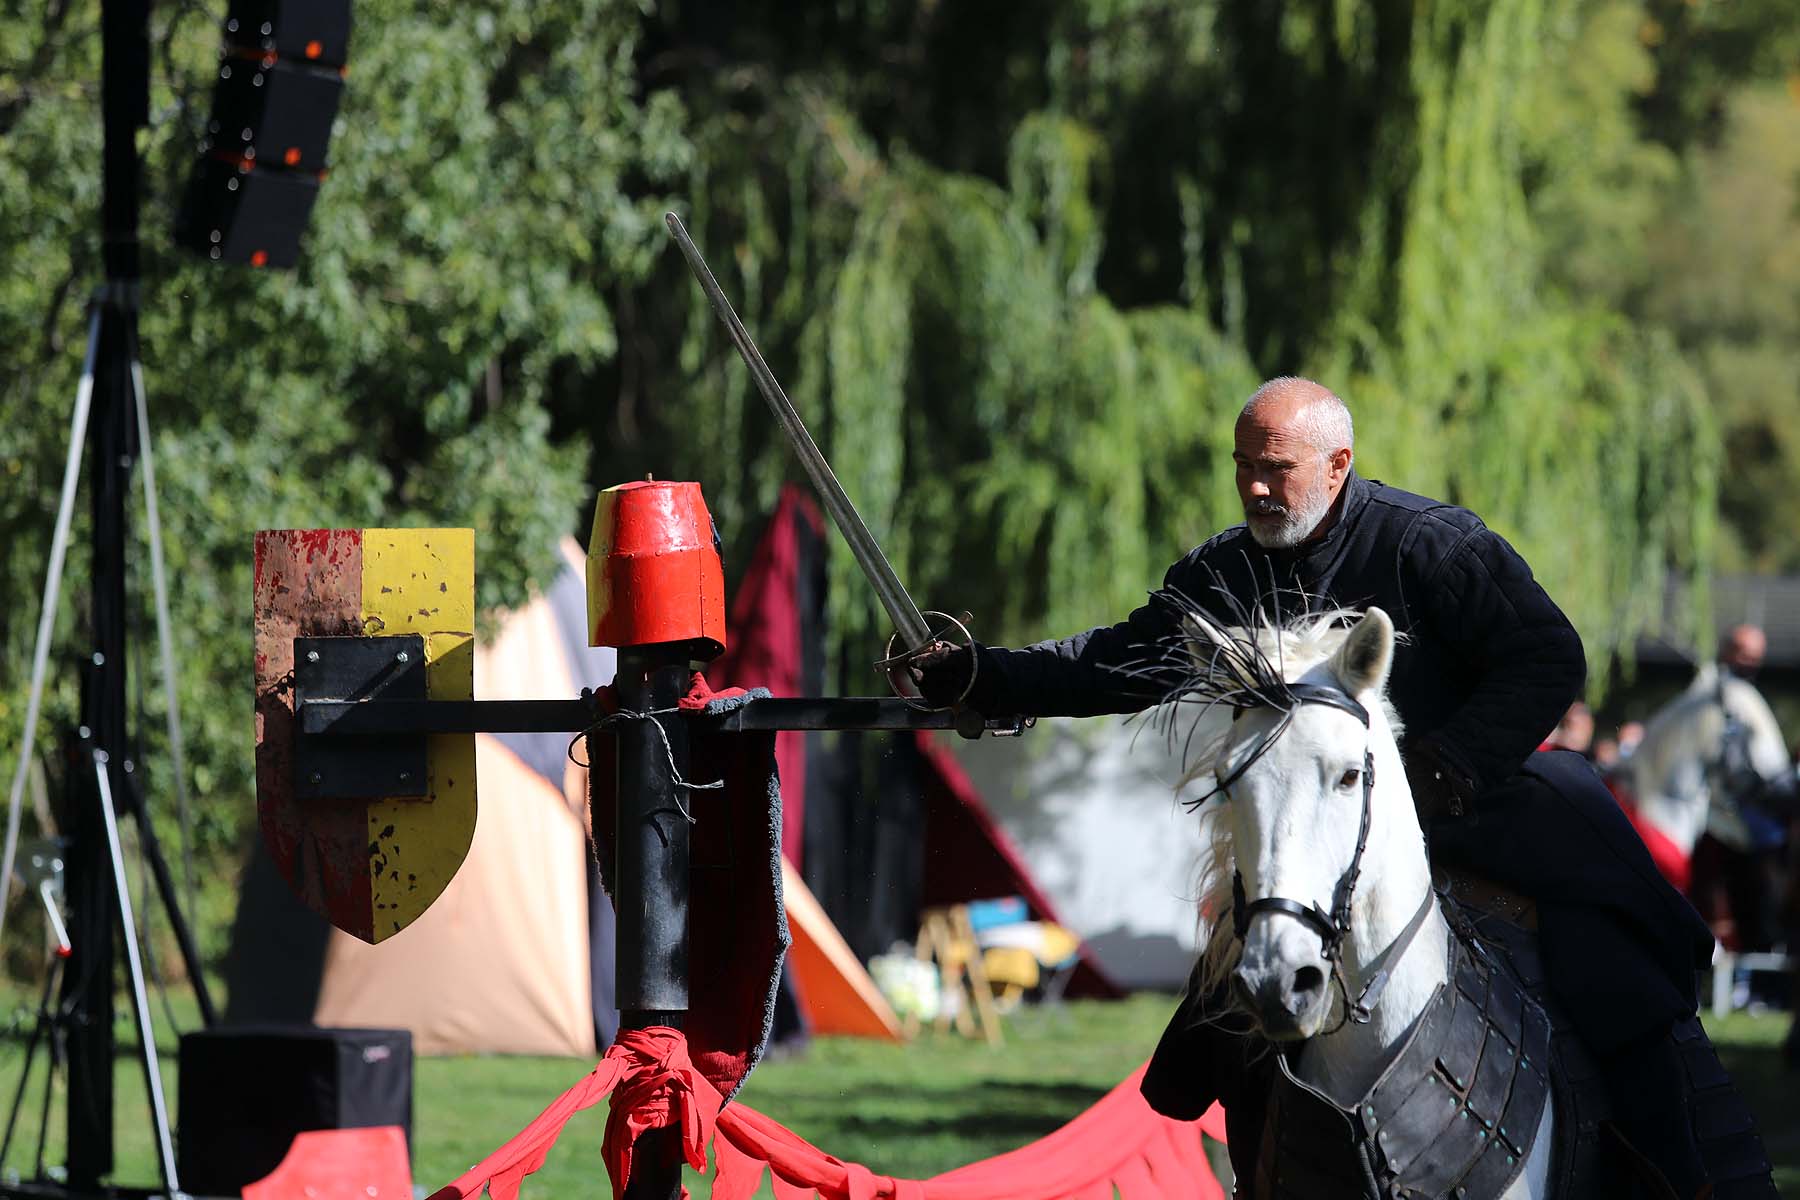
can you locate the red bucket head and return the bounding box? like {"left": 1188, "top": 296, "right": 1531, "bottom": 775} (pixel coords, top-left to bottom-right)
{"left": 587, "top": 480, "right": 726, "bottom": 658}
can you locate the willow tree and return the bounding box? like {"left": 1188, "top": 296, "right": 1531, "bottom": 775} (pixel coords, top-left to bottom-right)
{"left": 584, "top": 0, "right": 1716, "bottom": 690}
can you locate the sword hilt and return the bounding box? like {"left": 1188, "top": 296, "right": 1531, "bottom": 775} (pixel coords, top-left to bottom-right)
{"left": 879, "top": 612, "right": 1034, "bottom": 739}
{"left": 879, "top": 610, "right": 976, "bottom": 710}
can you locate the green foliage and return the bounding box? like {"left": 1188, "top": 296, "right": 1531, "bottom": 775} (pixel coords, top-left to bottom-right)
{"left": 1625, "top": 0, "right": 1800, "bottom": 576}
{"left": 0, "top": 0, "right": 685, "bottom": 866}
{"left": 1640, "top": 87, "right": 1800, "bottom": 573}
{"left": 594, "top": 0, "right": 1717, "bottom": 689}
{"left": 1636, "top": 0, "right": 1800, "bottom": 150}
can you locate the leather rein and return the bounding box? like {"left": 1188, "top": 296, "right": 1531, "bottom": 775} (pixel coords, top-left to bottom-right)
{"left": 1223, "top": 681, "right": 1436, "bottom": 1028}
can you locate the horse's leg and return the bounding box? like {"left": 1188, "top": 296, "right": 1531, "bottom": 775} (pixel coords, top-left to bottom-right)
{"left": 1720, "top": 845, "right": 1779, "bottom": 954}
{"left": 1690, "top": 834, "right": 1736, "bottom": 949}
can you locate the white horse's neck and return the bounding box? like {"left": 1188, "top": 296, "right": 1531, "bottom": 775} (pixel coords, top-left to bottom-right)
{"left": 1292, "top": 734, "right": 1450, "bottom": 1104}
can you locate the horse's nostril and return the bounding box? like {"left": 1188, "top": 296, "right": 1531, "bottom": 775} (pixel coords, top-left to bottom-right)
{"left": 1292, "top": 965, "right": 1325, "bottom": 997}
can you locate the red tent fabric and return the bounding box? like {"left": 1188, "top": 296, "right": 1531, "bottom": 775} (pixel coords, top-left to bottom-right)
{"left": 707, "top": 488, "right": 822, "bottom": 867}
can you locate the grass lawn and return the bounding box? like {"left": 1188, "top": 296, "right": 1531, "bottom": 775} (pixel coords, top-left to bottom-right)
{"left": 1, "top": 990, "right": 1793, "bottom": 1196}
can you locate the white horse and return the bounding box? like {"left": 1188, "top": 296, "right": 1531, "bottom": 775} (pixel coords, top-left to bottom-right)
{"left": 1622, "top": 664, "right": 1790, "bottom": 864}
{"left": 1175, "top": 605, "right": 1554, "bottom": 1198}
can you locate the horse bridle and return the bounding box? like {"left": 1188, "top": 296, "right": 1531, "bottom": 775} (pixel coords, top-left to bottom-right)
{"left": 1223, "top": 681, "right": 1429, "bottom": 1026}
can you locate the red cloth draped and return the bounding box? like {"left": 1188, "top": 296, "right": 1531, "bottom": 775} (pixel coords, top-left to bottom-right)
{"left": 1607, "top": 778, "right": 1692, "bottom": 894}
{"left": 428, "top": 1028, "right": 718, "bottom": 1200}
{"left": 429, "top": 1028, "right": 1226, "bottom": 1200}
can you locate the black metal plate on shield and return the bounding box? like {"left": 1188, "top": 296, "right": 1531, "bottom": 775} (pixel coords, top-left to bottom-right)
{"left": 294, "top": 634, "right": 429, "bottom": 801}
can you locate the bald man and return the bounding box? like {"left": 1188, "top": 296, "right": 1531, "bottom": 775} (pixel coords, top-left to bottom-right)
{"left": 917, "top": 377, "right": 1728, "bottom": 1195}
{"left": 923, "top": 377, "right": 1595, "bottom": 801}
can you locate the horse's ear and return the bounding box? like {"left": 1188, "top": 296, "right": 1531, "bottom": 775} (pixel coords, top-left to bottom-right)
{"left": 1332, "top": 607, "right": 1394, "bottom": 696}
{"left": 1181, "top": 610, "right": 1234, "bottom": 665}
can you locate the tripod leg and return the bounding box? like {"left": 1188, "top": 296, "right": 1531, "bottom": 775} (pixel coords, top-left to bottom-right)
{"left": 0, "top": 302, "right": 101, "bottom": 954}
{"left": 0, "top": 959, "right": 61, "bottom": 1166}
{"left": 128, "top": 321, "right": 203, "bottom": 948}
{"left": 93, "top": 754, "right": 181, "bottom": 1194}
{"left": 36, "top": 957, "right": 65, "bottom": 1183}
{"left": 120, "top": 763, "right": 217, "bottom": 1024}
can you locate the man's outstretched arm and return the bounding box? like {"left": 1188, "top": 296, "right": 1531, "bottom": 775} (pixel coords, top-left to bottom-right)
{"left": 917, "top": 566, "right": 1195, "bottom": 719}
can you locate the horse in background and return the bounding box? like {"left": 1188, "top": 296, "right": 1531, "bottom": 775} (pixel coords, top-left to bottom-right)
{"left": 1616, "top": 663, "right": 1793, "bottom": 951}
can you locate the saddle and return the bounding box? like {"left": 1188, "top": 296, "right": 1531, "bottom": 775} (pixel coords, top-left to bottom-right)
{"left": 1248, "top": 891, "right": 1774, "bottom": 1199}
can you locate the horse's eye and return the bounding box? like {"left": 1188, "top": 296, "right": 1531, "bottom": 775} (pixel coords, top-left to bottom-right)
{"left": 1337, "top": 768, "right": 1361, "bottom": 790}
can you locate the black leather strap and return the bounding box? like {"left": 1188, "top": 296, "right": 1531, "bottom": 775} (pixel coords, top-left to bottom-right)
{"left": 1286, "top": 682, "right": 1371, "bottom": 727}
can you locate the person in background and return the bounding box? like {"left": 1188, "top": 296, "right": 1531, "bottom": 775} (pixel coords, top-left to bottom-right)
{"left": 1545, "top": 699, "right": 1595, "bottom": 757}
{"left": 1720, "top": 624, "right": 1768, "bottom": 681}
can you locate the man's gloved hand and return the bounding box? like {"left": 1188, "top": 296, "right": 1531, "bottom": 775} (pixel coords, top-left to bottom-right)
{"left": 908, "top": 639, "right": 978, "bottom": 709}
{"left": 1405, "top": 738, "right": 1479, "bottom": 823}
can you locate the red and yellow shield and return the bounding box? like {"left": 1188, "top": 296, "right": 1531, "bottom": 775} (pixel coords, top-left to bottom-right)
{"left": 253, "top": 528, "right": 477, "bottom": 942}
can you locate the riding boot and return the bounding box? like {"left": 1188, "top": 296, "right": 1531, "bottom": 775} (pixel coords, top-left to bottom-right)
{"left": 1597, "top": 1027, "right": 1709, "bottom": 1198}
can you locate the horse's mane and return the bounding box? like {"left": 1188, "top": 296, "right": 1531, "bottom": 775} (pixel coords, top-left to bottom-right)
{"left": 1143, "top": 588, "right": 1405, "bottom": 1023}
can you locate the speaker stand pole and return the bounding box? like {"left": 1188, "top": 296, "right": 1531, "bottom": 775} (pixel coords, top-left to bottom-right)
{"left": 93, "top": 754, "right": 180, "bottom": 1192}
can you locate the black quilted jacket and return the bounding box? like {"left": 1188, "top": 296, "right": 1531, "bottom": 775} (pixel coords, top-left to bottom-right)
{"left": 966, "top": 471, "right": 1585, "bottom": 793}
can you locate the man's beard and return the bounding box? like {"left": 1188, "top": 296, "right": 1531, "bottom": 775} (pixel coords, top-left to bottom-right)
{"left": 1245, "top": 482, "right": 1332, "bottom": 549}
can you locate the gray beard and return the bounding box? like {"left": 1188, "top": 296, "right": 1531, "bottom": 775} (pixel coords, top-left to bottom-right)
{"left": 1245, "top": 487, "right": 1331, "bottom": 549}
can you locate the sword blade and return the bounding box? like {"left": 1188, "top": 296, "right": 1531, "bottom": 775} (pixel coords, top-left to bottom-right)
{"left": 666, "top": 211, "right": 933, "bottom": 651}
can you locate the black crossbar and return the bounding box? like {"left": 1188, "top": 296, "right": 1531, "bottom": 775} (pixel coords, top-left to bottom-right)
{"left": 296, "top": 695, "right": 993, "bottom": 735}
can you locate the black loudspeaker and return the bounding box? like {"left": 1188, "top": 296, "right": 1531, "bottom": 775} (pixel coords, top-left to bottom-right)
{"left": 176, "top": 1025, "right": 412, "bottom": 1196}
{"left": 207, "top": 57, "right": 343, "bottom": 170}
{"left": 175, "top": 156, "right": 320, "bottom": 268}
{"left": 174, "top": 0, "right": 351, "bottom": 269}
{"left": 225, "top": 0, "right": 353, "bottom": 67}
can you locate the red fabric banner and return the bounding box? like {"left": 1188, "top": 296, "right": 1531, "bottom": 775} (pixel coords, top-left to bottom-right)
{"left": 429, "top": 1028, "right": 1226, "bottom": 1200}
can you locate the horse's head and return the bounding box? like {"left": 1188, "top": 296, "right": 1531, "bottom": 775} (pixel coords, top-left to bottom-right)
{"left": 1628, "top": 664, "right": 1791, "bottom": 856}
{"left": 1177, "top": 604, "right": 1412, "bottom": 1042}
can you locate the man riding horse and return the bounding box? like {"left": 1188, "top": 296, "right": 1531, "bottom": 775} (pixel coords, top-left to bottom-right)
{"left": 915, "top": 377, "right": 1720, "bottom": 1196}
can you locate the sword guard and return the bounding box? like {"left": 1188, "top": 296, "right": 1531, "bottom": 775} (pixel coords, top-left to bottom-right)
{"left": 879, "top": 610, "right": 976, "bottom": 712}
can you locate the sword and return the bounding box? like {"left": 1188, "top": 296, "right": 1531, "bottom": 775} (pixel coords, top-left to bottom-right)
{"left": 665, "top": 211, "right": 935, "bottom": 654}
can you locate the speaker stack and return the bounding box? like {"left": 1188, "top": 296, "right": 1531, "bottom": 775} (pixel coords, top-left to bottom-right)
{"left": 176, "top": 1026, "right": 412, "bottom": 1195}
{"left": 175, "top": 0, "right": 353, "bottom": 269}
